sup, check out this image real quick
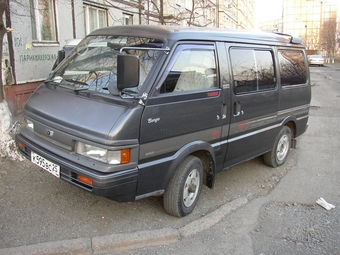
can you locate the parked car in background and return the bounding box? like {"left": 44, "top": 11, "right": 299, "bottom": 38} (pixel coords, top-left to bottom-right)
{"left": 308, "top": 55, "right": 325, "bottom": 66}
{"left": 52, "top": 39, "right": 81, "bottom": 70}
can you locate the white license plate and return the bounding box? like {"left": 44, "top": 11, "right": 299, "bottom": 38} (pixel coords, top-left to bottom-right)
{"left": 31, "top": 152, "right": 60, "bottom": 178}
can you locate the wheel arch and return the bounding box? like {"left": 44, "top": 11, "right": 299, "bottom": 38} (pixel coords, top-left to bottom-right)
{"left": 281, "top": 117, "right": 297, "bottom": 138}
{"left": 191, "top": 150, "right": 215, "bottom": 189}
{"left": 165, "top": 140, "right": 216, "bottom": 191}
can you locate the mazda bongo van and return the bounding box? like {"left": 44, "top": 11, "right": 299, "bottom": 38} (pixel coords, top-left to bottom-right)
{"left": 16, "top": 25, "right": 311, "bottom": 217}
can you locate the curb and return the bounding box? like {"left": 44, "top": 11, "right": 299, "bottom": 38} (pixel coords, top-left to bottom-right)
{"left": 179, "top": 196, "right": 248, "bottom": 238}
{"left": 0, "top": 238, "right": 92, "bottom": 255}
{"left": 0, "top": 197, "right": 248, "bottom": 255}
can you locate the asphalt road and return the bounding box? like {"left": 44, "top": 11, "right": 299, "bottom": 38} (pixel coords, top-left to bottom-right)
{"left": 1, "top": 64, "right": 340, "bottom": 254}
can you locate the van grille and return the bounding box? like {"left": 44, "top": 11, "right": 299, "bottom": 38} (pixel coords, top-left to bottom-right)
{"left": 35, "top": 132, "right": 72, "bottom": 151}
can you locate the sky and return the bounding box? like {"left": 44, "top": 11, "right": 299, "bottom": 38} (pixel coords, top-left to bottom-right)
{"left": 254, "top": 0, "right": 284, "bottom": 28}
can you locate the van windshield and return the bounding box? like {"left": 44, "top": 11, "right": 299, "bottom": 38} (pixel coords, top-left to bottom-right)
{"left": 50, "top": 35, "right": 162, "bottom": 95}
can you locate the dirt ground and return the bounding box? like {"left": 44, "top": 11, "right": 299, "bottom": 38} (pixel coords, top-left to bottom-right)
{"left": 1, "top": 65, "right": 340, "bottom": 255}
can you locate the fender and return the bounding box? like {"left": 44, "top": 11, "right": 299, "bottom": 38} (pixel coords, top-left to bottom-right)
{"left": 280, "top": 115, "right": 298, "bottom": 126}
{"left": 136, "top": 140, "right": 216, "bottom": 198}
{"left": 165, "top": 140, "right": 216, "bottom": 186}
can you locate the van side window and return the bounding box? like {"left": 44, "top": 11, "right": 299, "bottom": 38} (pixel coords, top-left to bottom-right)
{"left": 160, "top": 48, "right": 217, "bottom": 93}
{"left": 278, "top": 50, "right": 307, "bottom": 86}
{"left": 230, "top": 48, "right": 276, "bottom": 94}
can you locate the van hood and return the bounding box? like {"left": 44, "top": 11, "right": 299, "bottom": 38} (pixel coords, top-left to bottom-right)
{"left": 23, "top": 84, "right": 141, "bottom": 142}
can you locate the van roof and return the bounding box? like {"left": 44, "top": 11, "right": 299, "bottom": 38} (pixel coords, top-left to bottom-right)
{"left": 90, "top": 25, "right": 303, "bottom": 47}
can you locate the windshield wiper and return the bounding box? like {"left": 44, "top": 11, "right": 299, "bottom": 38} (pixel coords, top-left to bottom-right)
{"left": 55, "top": 84, "right": 88, "bottom": 93}
{"left": 44, "top": 79, "right": 53, "bottom": 84}
{"left": 121, "top": 89, "right": 139, "bottom": 98}
{"left": 65, "top": 79, "right": 89, "bottom": 87}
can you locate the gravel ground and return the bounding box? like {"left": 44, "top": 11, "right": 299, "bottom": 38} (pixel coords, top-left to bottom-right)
{"left": 252, "top": 202, "right": 340, "bottom": 255}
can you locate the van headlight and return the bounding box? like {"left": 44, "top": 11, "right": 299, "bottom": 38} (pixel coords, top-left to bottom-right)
{"left": 75, "top": 142, "right": 130, "bottom": 164}
{"left": 26, "top": 119, "right": 34, "bottom": 132}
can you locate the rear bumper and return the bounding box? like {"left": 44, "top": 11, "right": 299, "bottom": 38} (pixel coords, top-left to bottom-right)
{"left": 15, "top": 134, "right": 138, "bottom": 202}
{"left": 309, "top": 61, "right": 324, "bottom": 65}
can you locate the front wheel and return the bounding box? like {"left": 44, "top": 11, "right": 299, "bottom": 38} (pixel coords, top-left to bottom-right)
{"left": 163, "top": 156, "right": 203, "bottom": 217}
{"left": 263, "top": 126, "right": 292, "bottom": 168}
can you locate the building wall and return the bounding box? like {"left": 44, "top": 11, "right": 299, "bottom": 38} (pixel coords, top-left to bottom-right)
{"left": 147, "top": 0, "right": 254, "bottom": 29}
{"left": 283, "top": 0, "right": 321, "bottom": 52}
{"left": 259, "top": 19, "right": 282, "bottom": 33}
{"left": 8, "top": 0, "right": 83, "bottom": 84}
{"left": 236, "top": 0, "right": 255, "bottom": 29}
{"left": 3, "top": 0, "right": 141, "bottom": 115}
{"left": 258, "top": 0, "right": 339, "bottom": 58}
{"left": 282, "top": 0, "right": 338, "bottom": 55}
{"left": 3, "top": 0, "right": 85, "bottom": 114}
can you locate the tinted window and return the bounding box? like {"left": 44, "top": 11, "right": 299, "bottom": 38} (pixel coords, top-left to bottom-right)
{"left": 278, "top": 50, "right": 307, "bottom": 86}
{"left": 230, "top": 48, "right": 276, "bottom": 94}
{"left": 160, "top": 48, "right": 217, "bottom": 93}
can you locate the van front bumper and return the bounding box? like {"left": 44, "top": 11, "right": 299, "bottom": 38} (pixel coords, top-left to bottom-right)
{"left": 15, "top": 134, "right": 138, "bottom": 202}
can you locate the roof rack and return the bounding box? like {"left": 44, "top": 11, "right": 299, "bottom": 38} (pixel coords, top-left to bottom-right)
{"left": 273, "top": 32, "right": 302, "bottom": 44}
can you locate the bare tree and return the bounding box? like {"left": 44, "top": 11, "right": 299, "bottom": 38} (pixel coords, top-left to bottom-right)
{"left": 145, "top": 0, "right": 214, "bottom": 27}
{"left": 0, "top": 0, "right": 9, "bottom": 102}
{"left": 305, "top": 29, "right": 320, "bottom": 52}
{"left": 321, "top": 16, "right": 337, "bottom": 59}
{"left": 0, "top": 0, "right": 24, "bottom": 161}
{"left": 146, "top": 0, "right": 166, "bottom": 24}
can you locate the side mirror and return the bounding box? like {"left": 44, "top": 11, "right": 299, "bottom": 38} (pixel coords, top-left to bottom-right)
{"left": 117, "top": 54, "right": 140, "bottom": 90}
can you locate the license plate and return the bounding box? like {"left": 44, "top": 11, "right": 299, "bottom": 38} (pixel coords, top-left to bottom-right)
{"left": 31, "top": 152, "right": 60, "bottom": 178}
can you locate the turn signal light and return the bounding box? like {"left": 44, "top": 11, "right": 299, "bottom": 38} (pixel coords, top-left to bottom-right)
{"left": 121, "top": 148, "right": 131, "bottom": 164}
{"left": 17, "top": 141, "right": 25, "bottom": 150}
{"left": 78, "top": 175, "right": 93, "bottom": 186}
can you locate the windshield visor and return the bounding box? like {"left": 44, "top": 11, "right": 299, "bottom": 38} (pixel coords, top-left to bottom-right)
{"left": 50, "top": 35, "right": 162, "bottom": 94}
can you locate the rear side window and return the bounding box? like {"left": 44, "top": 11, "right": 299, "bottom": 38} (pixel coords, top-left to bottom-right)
{"left": 278, "top": 50, "right": 307, "bottom": 86}
{"left": 230, "top": 48, "right": 276, "bottom": 94}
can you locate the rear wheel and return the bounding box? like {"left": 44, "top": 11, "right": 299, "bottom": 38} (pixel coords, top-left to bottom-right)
{"left": 163, "top": 155, "right": 203, "bottom": 217}
{"left": 263, "top": 126, "right": 292, "bottom": 168}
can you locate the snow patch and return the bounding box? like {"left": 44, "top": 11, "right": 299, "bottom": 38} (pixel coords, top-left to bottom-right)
{"left": 0, "top": 101, "right": 25, "bottom": 161}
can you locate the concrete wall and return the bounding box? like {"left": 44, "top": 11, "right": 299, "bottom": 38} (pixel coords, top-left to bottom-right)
{"left": 8, "top": 0, "right": 85, "bottom": 83}
{"left": 2, "top": 0, "right": 143, "bottom": 115}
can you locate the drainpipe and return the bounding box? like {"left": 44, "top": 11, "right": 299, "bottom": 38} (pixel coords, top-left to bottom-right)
{"left": 71, "top": 0, "right": 76, "bottom": 38}
{"left": 139, "top": 0, "right": 142, "bottom": 24}
{"left": 5, "top": 0, "right": 16, "bottom": 84}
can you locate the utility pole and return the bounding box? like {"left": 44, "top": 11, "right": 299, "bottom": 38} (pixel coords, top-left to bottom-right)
{"left": 318, "top": 1, "right": 323, "bottom": 54}
{"left": 216, "top": 0, "right": 219, "bottom": 28}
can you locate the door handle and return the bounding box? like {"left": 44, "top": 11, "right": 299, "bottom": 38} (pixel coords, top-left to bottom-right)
{"left": 233, "top": 102, "right": 244, "bottom": 116}
{"left": 221, "top": 104, "right": 227, "bottom": 119}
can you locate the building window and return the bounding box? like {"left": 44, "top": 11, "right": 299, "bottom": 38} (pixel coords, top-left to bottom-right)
{"left": 30, "top": 0, "right": 57, "bottom": 42}
{"left": 124, "top": 14, "right": 133, "bottom": 25}
{"left": 84, "top": 5, "right": 108, "bottom": 34}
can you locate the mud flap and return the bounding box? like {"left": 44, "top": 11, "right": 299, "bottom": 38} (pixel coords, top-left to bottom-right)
{"left": 291, "top": 137, "right": 297, "bottom": 149}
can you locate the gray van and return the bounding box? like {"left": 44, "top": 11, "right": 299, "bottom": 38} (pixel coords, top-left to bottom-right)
{"left": 16, "top": 25, "right": 311, "bottom": 217}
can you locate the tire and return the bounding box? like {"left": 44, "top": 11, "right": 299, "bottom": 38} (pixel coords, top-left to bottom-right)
{"left": 163, "top": 155, "right": 203, "bottom": 217}
{"left": 263, "top": 126, "right": 292, "bottom": 168}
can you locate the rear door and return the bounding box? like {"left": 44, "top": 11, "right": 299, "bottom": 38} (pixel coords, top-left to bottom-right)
{"left": 223, "top": 44, "right": 279, "bottom": 168}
